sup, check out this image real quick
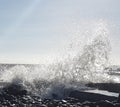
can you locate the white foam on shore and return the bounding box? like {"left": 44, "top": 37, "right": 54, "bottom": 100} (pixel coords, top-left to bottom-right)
{"left": 84, "top": 89, "right": 119, "bottom": 97}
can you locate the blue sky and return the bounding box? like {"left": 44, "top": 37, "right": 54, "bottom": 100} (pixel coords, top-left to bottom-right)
{"left": 0, "top": 0, "right": 120, "bottom": 64}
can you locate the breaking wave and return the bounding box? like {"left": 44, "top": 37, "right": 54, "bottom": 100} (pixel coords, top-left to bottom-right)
{"left": 0, "top": 20, "right": 118, "bottom": 98}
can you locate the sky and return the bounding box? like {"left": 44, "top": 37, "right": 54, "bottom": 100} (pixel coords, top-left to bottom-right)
{"left": 0, "top": 0, "right": 120, "bottom": 64}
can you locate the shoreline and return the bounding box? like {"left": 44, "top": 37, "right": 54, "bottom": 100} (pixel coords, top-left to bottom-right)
{"left": 0, "top": 82, "right": 119, "bottom": 106}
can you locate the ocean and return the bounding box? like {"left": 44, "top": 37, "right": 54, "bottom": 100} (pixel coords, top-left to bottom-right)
{"left": 0, "top": 31, "right": 119, "bottom": 99}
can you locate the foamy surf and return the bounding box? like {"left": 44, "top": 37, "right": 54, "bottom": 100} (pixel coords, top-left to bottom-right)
{"left": 0, "top": 20, "right": 118, "bottom": 99}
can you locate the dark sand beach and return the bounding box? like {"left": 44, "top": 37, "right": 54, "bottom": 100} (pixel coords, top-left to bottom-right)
{"left": 0, "top": 82, "right": 119, "bottom": 107}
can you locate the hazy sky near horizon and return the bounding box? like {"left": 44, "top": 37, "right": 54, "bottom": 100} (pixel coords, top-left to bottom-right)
{"left": 0, "top": 0, "right": 120, "bottom": 64}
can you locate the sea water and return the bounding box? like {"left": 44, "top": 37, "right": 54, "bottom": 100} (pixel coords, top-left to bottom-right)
{"left": 0, "top": 20, "right": 119, "bottom": 98}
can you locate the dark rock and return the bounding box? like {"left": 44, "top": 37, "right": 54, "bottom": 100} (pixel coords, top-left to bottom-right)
{"left": 95, "top": 100, "right": 115, "bottom": 107}
{"left": 51, "top": 100, "right": 59, "bottom": 107}
{"left": 112, "top": 100, "right": 118, "bottom": 103}
{"left": 3, "top": 83, "right": 27, "bottom": 96}
{"left": 58, "top": 101, "right": 63, "bottom": 106}
{"left": 18, "top": 103, "right": 26, "bottom": 107}
{"left": 62, "top": 104, "right": 68, "bottom": 107}
{"left": 117, "top": 93, "right": 120, "bottom": 103}
{"left": 43, "top": 99, "right": 52, "bottom": 104}
{"left": 65, "top": 97, "right": 80, "bottom": 104}
{"left": 82, "top": 101, "right": 96, "bottom": 107}
{"left": 40, "top": 104, "right": 47, "bottom": 107}
{"left": 52, "top": 93, "right": 58, "bottom": 99}
{"left": 4, "top": 94, "right": 15, "bottom": 101}
{"left": 114, "top": 103, "right": 120, "bottom": 107}
{"left": 47, "top": 102, "right": 56, "bottom": 107}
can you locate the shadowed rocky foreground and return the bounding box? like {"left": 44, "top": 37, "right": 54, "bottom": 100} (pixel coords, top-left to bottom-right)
{"left": 0, "top": 83, "right": 120, "bottom": 107}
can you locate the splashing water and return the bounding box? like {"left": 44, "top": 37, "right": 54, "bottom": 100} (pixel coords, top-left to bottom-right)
{"left": 0, "top": 20, "right": 117, "bottom": 98}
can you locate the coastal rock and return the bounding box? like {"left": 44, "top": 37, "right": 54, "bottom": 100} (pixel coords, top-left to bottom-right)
{"left": 82, "top": 101, "right": 96, "bottom": 107}
{"left": 95, "top": 100, "right": 115, "bottom": 107}
{"left": 0, "top": 83, "right": 120, "bottom": 107}
{"left": 114, "top": 103, "right": 120, "bottom": 107}
{"left": 117, "top": 93, "right": 120, "bottom": 103}
{"left": 3, "top": 83, "right": 27, "bottom": 96}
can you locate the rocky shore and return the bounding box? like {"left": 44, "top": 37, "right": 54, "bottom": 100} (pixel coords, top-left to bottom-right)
{"left": 0, "top": 83, "right": 120, "bottom": 107}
